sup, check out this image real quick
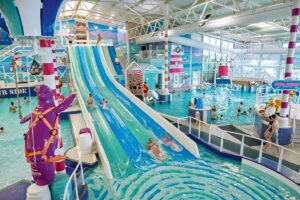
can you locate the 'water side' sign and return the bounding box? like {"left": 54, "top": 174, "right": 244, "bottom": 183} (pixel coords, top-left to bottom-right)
{"left": 272, "top": 80, "right": 300, "bottom": 90}
{"left": 0, "top": 87, "right": 37, "bottom": 98}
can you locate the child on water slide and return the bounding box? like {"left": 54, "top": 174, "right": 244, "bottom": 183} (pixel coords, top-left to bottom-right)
{"left": 147, "top": 138, "right": 166, "bottom": 161}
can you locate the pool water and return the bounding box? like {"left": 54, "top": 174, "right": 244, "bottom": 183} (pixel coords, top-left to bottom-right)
{"left": 0, "top": 97, "right": 74, "bottom": 189}
{"left": 150, "top": 88, "right": 257, "bottom": 125}
{"left": 85, "top": 145, "right": 299, "bottom": 200}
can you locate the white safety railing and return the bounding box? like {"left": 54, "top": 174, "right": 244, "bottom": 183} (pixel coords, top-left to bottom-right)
{"left": 68, "top": 46, "right": 113, "bottom": 179}
{"left": 72, "top": 39, "right": 113, "bottom": 46}
{"left": 63, "top": 160, "right": 85, "bottom": 200}
{"left": 163, "top": 114, "right": 300, "bottom": 183}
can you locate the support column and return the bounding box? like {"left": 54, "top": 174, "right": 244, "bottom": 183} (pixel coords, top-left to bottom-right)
{"left": 189, "top": 47, "right": 192, "bottom": 85}
{"left": 163, "top": 5, "right": 169, "bottom": 94}
{"left": 280, "top": 1, "right": 300, "bottom": 125}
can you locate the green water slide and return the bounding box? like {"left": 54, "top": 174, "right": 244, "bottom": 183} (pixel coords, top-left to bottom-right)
{"left": 82, "top": 46, "right": 168, "bottom": 159}
{"left": 0, "top": 0, "right": 23, "bottom": 36}
{"left": 69, "top": 46, "right": 131, "bottom": 178}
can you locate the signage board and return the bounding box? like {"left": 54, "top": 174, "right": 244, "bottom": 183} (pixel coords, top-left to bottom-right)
{"left": 272, "top": 80, "right": 300, "bottom": 90}
{"left": 0, "top": 86, "right": 37, "bottom": 98}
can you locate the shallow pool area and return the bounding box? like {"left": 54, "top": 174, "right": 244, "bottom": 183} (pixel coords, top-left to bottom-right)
{"left": 150, "top": 88, "right": 258, "bottom": 125}
{"left": 0, "top": 97, "right": 74, "bottom": 189}
{"left": 85, "top": 145, "right": 299, "bottom": 200}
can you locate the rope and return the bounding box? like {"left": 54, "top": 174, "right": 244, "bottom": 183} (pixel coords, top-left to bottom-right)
{"left": 12, "top": 57, "right": 23, "bottom": 119}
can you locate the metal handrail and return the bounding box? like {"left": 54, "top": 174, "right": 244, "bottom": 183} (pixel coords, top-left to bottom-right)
{"left": 63, "top": 160, "right": 85, "bottom": 200}
{"left": 171, "top": 114, "right": 300, "bottom": 182}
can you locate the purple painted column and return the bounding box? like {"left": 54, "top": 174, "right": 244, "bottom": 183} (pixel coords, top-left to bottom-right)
{"left": 280, "top": 1, "right": 300, "bottom": 121}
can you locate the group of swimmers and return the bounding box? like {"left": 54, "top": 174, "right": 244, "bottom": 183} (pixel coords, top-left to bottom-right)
{"left": 87, "top": 93, "right": 108, "bottom": 109}
{"left": 237, "top": 102, "right": 252, "bottom": 116}
{"left": 9, "top": 97, "right": 30, "bottom": 113}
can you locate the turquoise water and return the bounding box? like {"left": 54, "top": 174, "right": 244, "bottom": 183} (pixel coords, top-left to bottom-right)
{"left": 0, "top": 97, "right": 74, "bottom": 189}
{"left": 85, "top": 144, "right": 299, "bottom": 199}
{"left": 150, "top": 88, "right": 257, "bottom": 125}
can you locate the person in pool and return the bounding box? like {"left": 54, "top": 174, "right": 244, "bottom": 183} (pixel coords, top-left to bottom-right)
{"left": 0, "top": 127, "right": 4, "bottom": 133}
{"left": 9, "top": 102, "right": 17, "bottom": 113}
{"left": 211, "top": 106, "right": 218, "bottom": 120}
{"left": 24, "top": 97, "right": 30, "bottom": 103}
{"left": 87, "top": 93, "right": 94, "bottom": 105}
{"left": 148, "top": 138, "right": 165, "bottom": 160}
{"left": 219, "top": 114, "right": 224, "bottom": 120}
{"left": 241, "top": 111, "right": 248, "bottom": 115}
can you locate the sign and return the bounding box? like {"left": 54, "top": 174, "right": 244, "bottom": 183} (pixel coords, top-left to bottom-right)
{"left": 272, "top": 80, "right": 300, "bottom": 90}
{"left": 0, "top": 86, "right": 37, "bottom": 98}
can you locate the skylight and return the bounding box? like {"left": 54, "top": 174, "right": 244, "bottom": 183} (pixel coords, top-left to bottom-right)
{"left": 249, "top": 22, "right": 273, "bottom": 29}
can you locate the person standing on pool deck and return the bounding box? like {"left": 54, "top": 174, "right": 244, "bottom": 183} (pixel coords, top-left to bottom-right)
{"left": 143, "top": 82, "right": 149, "bottom": 97}
{"left": 264, "top": 114, "right": 279, "bottom": 152}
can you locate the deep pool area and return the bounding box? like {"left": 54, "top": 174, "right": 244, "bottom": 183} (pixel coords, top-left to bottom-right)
{"left": 0, "top": 97, "right": 74, "bottom": 189}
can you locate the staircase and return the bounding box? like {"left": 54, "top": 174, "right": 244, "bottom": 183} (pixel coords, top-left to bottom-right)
{"left": 292, "top": 119, "right": 300, "bottom": 144}
{"left": 115, "top": 47, "right": 128, "bottom": 70}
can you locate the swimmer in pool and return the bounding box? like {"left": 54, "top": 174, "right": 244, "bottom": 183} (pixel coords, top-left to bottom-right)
{"left": 24, "top": 97, "right": 30, "bottom": 103}
{"left": 219, "top": 114, "right": 224, "bottom": 120}
{"left": 241, "top": 111, "right": 248, "bottom": 115}
{"left": 148, "top": 138, "right": 166, "bottom": 160}
{"left": 9, "top": 102, "right": 17, "bottom": 113}
{"left": 0, "top": 127, "right": 4, "bottom": 133}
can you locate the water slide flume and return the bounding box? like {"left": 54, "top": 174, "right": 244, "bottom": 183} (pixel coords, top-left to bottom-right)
{"left": 69, "top": 46, "right": 131, "bottom": 178}
{"left": 76, "top": 46, "right": 160, "bottom": 167}
{"left": 96, "top": 46, "right": 200, "bottom": 158}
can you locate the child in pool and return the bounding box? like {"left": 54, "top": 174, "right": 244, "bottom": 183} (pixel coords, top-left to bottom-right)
{"left": 9, "top": 102, "right": 17, "bottom": 113}
{"left": 24, "top": 97, "right": 30, "bottom": 103}
{"left": 163, "top": 134, "right": 180, "bottom": 151}
{"left": 100, "top": 98, "right": 108, "bottom": 109}
{"left": 0, "top": 127, "right": 4, "bottom": 133}
{"left": 241, "top": 111, "right": 248, "bottom": 115}
{"left": 219, "top": 114, "right": 224, "bottom": 120}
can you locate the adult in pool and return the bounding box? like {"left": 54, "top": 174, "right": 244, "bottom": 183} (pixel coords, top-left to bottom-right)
{"left": 9, "top": 102, "right": 17, "bottom": 113}
{"left": 0, "top": 127, "right": 4, "bottom": 133}
{"left": 148, "top": 138, "right": 166, "bottom": 160}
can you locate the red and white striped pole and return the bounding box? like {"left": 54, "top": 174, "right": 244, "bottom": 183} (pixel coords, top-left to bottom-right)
{"left": 164, "top": 32, "right": 169, "bottom": 92}
{"left": 40, "top": 39, "right": 56, "bottom": 97}
{"left": 280, "top": 1, "right": 300, "bottom": 123}
{"left": 51, "top": 40, "right": 60, "bottom": 99}
{"left": 40, "top": 38, "right": 66, "bottom": 172}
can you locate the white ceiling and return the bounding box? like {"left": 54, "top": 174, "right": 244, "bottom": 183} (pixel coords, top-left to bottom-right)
{"left": 59, "top": 0, "right": 294, "bottom": 44}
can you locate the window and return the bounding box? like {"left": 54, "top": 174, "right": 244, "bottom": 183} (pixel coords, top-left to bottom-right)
{"left": 216, "top": 39, "right": 221, "bottom": 47}
{"left": 210, "top": 37, "right": 216, "bottom": 45}
{"left": 203, "top": 35, "right": 210, "bottom": 43}
{"left": 222, "top": 41, "right": 228, "bottom": 49}
{"left": 228, "top": 42, "right": 234, "bottom": 49}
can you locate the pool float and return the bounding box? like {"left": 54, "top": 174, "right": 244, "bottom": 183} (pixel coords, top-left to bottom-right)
{"left": 20, "top": 85, "right": 76, "bottom": 186}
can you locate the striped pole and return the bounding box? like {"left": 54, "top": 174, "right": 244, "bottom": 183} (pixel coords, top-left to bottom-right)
{"left": 280, "top": 0, "right": 300, "bottom": 119}
{"left": 164, "top": 32, "right": 169, "bottom": 92}
{"left": 40, "top": 39, "right": 56, "bottom": 97}
{"left": 51, "top": 40, "right": 60, "bottom": 99}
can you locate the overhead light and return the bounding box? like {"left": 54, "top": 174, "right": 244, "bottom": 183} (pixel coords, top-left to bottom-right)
{"left": 95, "top": 26, "right": 98, "bottom": 29}
{"left": 122, "top": 26, "right": 126, "bottom": 30}
{"left": 249, "top": 22, "right": 273, "bottom": 28}
{"left": 95, "top": 16, "right": 99, "bottom": 19}
{"left": 109, "top": 26, "right": 113, "bottom": 30}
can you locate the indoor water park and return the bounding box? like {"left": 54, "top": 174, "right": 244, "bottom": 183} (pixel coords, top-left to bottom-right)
{"left": 0, "top": 0, "right": 300, "bottom": 200}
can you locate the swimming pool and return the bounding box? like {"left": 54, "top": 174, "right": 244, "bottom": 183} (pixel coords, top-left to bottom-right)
{"left": 150, "top": 88, "right": 258, "bottom": 125}
{"left": 0, "top": 97, "right": 73, "bottom": 189}
{"left": 84, "top": 144, "right": 299, "bottom": 200}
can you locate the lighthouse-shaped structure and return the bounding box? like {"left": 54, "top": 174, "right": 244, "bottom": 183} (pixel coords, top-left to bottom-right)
{"left": 169, "top": 44, "right": 184, "bottom": 88}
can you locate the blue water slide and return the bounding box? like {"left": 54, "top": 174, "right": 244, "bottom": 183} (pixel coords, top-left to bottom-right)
{"left": 41, "top": 0, "right": 64, "bottom": 36}
{"left": 92, "top": 46, "right": 199, "bottom": 160}
{"left": 76, "top": 46, "right": 155, "bottom": 169}
{"left": 108, "top": 46, "right": 123, "bottom": 75}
